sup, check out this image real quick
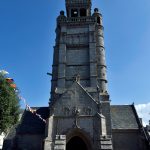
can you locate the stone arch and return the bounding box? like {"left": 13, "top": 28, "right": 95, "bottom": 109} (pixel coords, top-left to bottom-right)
{"left": 71, "top": 9, "right": 78, "bottom": 17}
{"left": 66, "top": 136, "right": 87, "bottom": 150}
{"left": 65, "top": 128, "right": 93, "bottom": 150}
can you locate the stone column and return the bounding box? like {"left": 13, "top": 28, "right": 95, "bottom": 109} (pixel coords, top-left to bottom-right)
{"left": 94, "top": 113, "right": 113, "bottom": 150}
{"left": 57, "top": 26, "right": 67, "bottom": 88}
{"left": 100, "top": 94, "right": 112, "bottom": 136}
{"left": 89, "top": 24, "right": 97, "bottom": 87}
{"left": 96, "top": 24, "right": 107, "bottom": 94}
{"left": 51, "top": 45, "right": 59, "bottom": 100}
{"left": 44, "top": 116, "right": 54, "bottom": 150}
{"left": 92, "top": 10, "right": 108, "bottom": 94}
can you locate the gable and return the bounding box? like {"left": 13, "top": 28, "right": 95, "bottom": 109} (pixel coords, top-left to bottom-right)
{"left": 53, "top": 81, "right": 98, "bottom": 116}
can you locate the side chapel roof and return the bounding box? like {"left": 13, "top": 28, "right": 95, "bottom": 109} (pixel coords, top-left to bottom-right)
{"left": 17, "top": 107, "right": 49, "bottom": 134}
{"left": 110, "top": 105, "right": 139, "bottom": 129}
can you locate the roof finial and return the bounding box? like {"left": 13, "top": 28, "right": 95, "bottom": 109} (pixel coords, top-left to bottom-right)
{"left": 94, "top": 8, "right": 99, "bottom": 13}
{"left": 76, "top": 74, "right": 80, "bottom": 83}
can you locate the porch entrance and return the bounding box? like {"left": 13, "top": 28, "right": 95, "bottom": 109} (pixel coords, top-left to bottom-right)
{"left": 66, "top": 136, "right": 88, "bottom": 150}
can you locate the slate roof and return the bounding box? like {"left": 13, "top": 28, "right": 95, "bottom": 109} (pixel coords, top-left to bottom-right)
{"left": 110, "top": 105, "right": 139, "bottom": 129}
{"left": 17, "top": 107, "right": 49, "bottom": 134}
{"left": 3, "top": 105, "right": 148, "bottom": 149}
{"left": 5, "top": 104, "right": 139, "bottom": 136}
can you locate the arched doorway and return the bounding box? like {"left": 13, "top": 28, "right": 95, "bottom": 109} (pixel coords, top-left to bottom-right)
{"left": 66, "top": 136, "right": 88, "bottom": 150}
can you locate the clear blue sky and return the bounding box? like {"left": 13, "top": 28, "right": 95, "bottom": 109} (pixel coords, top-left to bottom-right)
{"left": 0, "top": 0, "right": 150, "bottom": 108}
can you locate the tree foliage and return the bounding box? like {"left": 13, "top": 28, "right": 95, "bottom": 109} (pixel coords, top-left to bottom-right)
{"left": 0, "top": 74, "right": 20, "bottom": 133}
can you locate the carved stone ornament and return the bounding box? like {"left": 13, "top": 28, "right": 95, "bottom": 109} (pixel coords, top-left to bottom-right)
{"left": 72, "top": 107, "right": 80, "bottom": 116}
{"left": 64, "top": 107, "right": 70, "bottom": 115}
{"left": 72, "top": 107, "right": 80, "bottom": 128}
{"left": 84, "top": 107, "right": 92, "bottom": 115}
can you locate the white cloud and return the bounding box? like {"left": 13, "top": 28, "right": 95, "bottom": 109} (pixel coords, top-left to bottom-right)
{"left": 0, "top": 70, "right": 9, "bottom": 75}
{"left": 135, "top": 103, "right": 150, "bottom": 126}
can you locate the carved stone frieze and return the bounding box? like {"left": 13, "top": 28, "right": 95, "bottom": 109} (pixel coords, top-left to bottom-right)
{"left": 72, "top": 107, "right": 80, "bottom": 116}
{"left": 84, "top": 106, "right": 92, "bottom": 115}
{"left": 64, "top": 107, "right": 70, "bottom": 115}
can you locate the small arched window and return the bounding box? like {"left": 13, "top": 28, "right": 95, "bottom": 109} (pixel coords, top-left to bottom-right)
{"left": 71, "top": 9, "right": 78, "bottom": 17}
{"left": 97, "top": 17, "right": 100, "bottom": 24}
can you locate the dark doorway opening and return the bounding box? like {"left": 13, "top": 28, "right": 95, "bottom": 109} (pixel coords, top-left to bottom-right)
{"left": 71, "top": 9, "right": 78, "bottom": 17}
{"left": 80, "top": 8, "right": 86, "bottom": 17}
{"left": 66, "top": 136, "right": 88, "bottom": 150}
{"left": 97, "top": 17, "right": 100, "bottom": 24}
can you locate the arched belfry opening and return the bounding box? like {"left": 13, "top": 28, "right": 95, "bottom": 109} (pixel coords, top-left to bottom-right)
{"left": 66, "top": 136, "right": 88, "bottom": 150}
{"left": 80, "top": 8, "right": 86, "bottom": 17}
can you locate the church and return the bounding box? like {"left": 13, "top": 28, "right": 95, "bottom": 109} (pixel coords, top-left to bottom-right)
{"left": 3, "top": 0, "right": 150, "bottom": 150}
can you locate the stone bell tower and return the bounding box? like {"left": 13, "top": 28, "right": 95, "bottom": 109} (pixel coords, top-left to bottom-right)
{"left": 44, "top": 0, "right": 113, "bottom": 149}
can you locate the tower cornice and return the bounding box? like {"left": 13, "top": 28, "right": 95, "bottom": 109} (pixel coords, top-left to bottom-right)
{"left": 65, "top": 0, "right": 91, "bottom": 5}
